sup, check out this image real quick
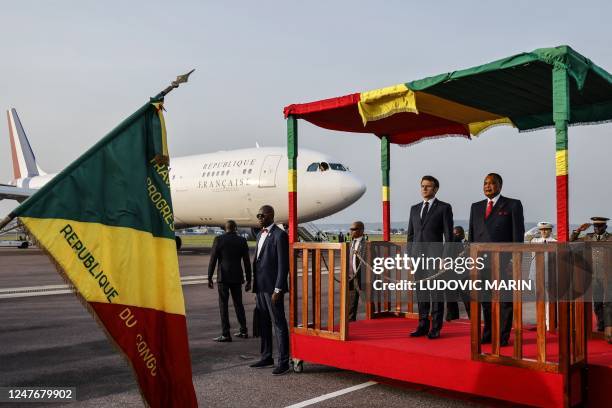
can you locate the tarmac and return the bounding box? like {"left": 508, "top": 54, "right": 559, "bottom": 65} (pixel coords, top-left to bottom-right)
{"left": 0, "top": 247, "right": 502, "bottom": 407}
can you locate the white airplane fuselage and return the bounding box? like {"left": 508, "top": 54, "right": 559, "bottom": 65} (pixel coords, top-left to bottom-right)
{"left": 11, "top": 147, "right": 366, "bottom": 228}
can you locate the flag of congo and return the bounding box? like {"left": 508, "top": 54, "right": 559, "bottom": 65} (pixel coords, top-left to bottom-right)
{"left": 8, "top": 99, "right": 198, "bottom": 407}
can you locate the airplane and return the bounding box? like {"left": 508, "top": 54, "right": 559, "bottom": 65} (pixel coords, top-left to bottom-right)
{"left": 1, "top": 109, "right": 367, "bottom": 245}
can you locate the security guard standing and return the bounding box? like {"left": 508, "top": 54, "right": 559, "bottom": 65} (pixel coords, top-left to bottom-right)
{"left": 208, "top": 220, "right": 252, "bottom": 342}
{"left": 571, "top": 217, "right": 611, "bottom": 343}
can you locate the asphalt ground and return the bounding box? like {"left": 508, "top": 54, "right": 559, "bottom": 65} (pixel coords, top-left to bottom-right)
{"left": 0, "top": 248, "right": 514, "bottom": 408}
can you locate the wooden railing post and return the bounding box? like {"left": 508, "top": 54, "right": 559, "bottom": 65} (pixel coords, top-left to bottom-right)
{"left": 290, "top": 245, "right": 297, "bottom": 331}
{"left": 536, "top": 252, "right": 547, "bottom": 363}
{"left": 327, "top": 249, "right": 335, "bottom": 331}
{"left": 491, "top": 252, "right": 501, "bottom": 356}
{"left": 365, "top": 242, "right": 373, "bottom": 319}
{"left": 302, "top": 248, "right": 309, "bottom": 329}
{"left": 470, "top": 245, "right": 481, "bottom": 359}
{"left": 339, "top": 242, "right": 349, "bottom": 340}
{"left": 314, "top": 249, "right": 321, "bottom": 330}
{"left": 512, "top": 251, "right": 523, "bottom": 359}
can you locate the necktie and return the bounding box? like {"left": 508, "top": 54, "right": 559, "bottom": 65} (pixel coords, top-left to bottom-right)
{"left": 596, "top": 235, "right": 601, "bottom": 241}
{"left": 421, "top": 201, "right": 429, "bottom": 221}
{"left": 485, "top": 200, "right": 493, "bottom": 219}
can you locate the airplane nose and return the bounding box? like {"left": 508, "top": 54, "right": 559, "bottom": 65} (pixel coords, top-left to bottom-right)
{"left": 341, "top": 174, "right": 366, "bottom": 203}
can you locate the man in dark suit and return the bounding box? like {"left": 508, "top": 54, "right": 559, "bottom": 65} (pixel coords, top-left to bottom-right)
{"left": 469, "top": 173, "right": 525, "bottom": 347}
{"left": 348, "top": 221, "right": 366, "bottom": 321}
{"left": 249, "top": 205, "right": 290, "bottom": 375}
{"left": 407, "top": 175, "right": 454, "bottom": 339}
{"left": 208, "top": 220, "right": 252, "bottom": 342}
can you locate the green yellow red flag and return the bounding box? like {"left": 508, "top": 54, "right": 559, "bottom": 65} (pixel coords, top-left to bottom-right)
{"left": 9, "top": 99, "right": 198, "bottom": 407}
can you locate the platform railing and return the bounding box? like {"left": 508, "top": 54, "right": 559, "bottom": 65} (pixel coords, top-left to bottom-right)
{"left": 584, "top": 241, "right": 611, "bottom": 342}
{"left": 290, "top": 242, "right": 349, "bottom": 340}
{"left": 468, "top": 243, "right": 589, "bottom": 376}
{"left": 365, "top": 242, "right": 417, "bottom": 319}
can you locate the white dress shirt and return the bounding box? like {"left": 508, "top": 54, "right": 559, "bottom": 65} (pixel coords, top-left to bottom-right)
{"left": 257, "top": 223, "right": 282, "bottom": 293}
{"left": 351, "top": 236, "right": 364, "bottom": 274}
{"left": 420, "top": 197, "right": 436, "bottom": 218}
{"left": 257, "top": 223, "right": 274, "bottom": 258}
{"left": 486, "top": 194, "right": 500, "bottom": 207}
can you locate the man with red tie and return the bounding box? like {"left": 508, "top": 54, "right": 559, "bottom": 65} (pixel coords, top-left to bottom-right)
{"left": 469, "top": 173, "right": 525, "bottom": 347}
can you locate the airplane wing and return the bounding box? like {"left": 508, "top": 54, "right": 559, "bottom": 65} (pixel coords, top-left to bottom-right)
{"left": 0, "top": 184, "right": 37, "bottom": 202}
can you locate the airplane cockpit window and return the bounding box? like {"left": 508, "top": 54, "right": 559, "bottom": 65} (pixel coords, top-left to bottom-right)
{"left": 307, "top": 162, "right": 348, "bottom": 172}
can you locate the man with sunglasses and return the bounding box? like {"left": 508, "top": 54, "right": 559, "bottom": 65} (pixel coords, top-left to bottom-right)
{"left": 249, "top": 205, "right": 290, "bottom": 375}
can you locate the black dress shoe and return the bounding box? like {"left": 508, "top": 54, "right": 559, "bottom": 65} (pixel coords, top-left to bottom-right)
{"left": 213, "top": 335, "right": 232, "bottom": 342}
{"left": 481, "top": 336, "right": 491, "bottom": 344}
{"left": 249, "top": 358, "right": 274, "bottom": 368}
{"left": 410, "top": 328, "right": 429, "bottom": 337}
{"left": 500, "top": 339, "right": 509, "bottom": 347}
{"left": 427, "top": 330, "right": 440, "bottom": 339}
{"left": 234, "top": 332, "right": 249, "bottom": 339}
{"left": 272, "top": 364, "right": 290, "bottom": 375}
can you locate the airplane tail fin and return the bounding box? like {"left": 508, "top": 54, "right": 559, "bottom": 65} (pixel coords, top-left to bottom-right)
{"left": 6, "top": 108, "right": 46, "bottom": 181}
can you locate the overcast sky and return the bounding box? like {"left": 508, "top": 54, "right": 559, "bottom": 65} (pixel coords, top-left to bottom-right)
{"left": 1, "top": 1, "right": 611, "bottom": 225}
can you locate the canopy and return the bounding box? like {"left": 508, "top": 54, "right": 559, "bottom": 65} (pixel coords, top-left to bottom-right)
{"left": 283, "top": 45, "right": 612, "bottom": 145}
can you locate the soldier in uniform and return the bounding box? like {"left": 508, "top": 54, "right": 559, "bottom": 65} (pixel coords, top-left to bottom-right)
{"left": 571, "top": 217, "right": 611, "bottom": 343}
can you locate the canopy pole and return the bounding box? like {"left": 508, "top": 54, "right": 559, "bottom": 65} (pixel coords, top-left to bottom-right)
{"left": 552, "top": 67, "right": 570, "bottom": 242}
{"left": 381, "top": 135, "right": 390, "bottom": 241}
{"left": 287, "top": 115, "right": 298, "bottom": 243}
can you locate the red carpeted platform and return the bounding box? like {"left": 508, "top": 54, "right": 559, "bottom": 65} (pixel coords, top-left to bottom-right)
{"left": 291, "top": 318, "right": 612, "bottom": 407}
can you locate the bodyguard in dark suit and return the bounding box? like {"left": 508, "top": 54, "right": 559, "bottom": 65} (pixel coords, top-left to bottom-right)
{"left": 469, "top": 173, "right": 525, "bottom": 346}
{"left": 407, "top": 175, "right": 454, "bottom": 339}
{"left": 249, "top": 205, "right": 290, "bottom": 375}
{"left": 208, "top": 220, "right": 252, "bottom": 342}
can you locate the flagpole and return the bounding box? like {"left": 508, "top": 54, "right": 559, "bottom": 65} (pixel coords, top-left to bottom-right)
{"left": 0, "top": 70, "right": 195, "bottom": 232}
{"left": 0, "top": 215, "right": 12, "bottom": 231}
{"left": 154, "top": 69, "right": 195, "bottom": 99}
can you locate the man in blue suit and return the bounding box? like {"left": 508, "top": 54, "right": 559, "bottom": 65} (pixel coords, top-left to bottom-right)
{"left": 407, "top": 175, "right": 454, "bottom": 339}
{"left": 249, "top": 205, "right": 290, "bottom": 375}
